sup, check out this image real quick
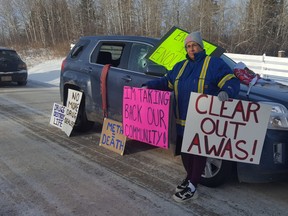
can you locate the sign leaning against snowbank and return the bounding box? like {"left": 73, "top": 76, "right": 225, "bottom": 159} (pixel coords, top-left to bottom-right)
{"left": 50, "top": 103, "right": 66, "bottom": 129}
{"left": 100, "top": 118, "right": 126, "bottom": 155}
{"left": 50, "top": 89, "right": 82, "bottom": 137}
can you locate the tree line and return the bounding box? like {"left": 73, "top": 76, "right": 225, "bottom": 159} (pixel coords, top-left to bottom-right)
{"left": 0, "top": 0, "right": 287, "bottom": 56}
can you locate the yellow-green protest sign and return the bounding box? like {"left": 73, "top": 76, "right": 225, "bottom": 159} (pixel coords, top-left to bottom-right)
{"left": 147, "top": 26, "right": 225, "bottom": 70}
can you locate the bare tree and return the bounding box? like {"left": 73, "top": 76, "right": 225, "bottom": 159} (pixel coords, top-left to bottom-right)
{"left": 0, "top": 0, "right": 288, "bottom": 56}
{"left": 240, "top": 0, "right": 285, "bottom": 55}
{"left": 0, "top": 0, "right": 22, "bottom": 45}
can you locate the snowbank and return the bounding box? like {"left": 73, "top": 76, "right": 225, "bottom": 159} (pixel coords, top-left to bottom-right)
{"left": 28, "top": 58, "right": 64, "bottom": 86}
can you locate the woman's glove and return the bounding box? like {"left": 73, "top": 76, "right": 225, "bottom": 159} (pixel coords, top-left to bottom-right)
{"left": 217, "top": 91, "right": 229, "bottom": 101}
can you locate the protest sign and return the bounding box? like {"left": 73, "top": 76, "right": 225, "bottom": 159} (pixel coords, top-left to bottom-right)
{"left": 50, "top": 103, "right": 66, "bottom": 129}
{"left": 123, "top": 86, "right": 171, "bottom": 149}
{"left": 182, "top": 93, "right": 272, "bottom": 164}
{"left": 100, "top": 118, "right": 126, "bottom": 155}
{"left": 147, "top": 26, "right": 225, "bottom": 70}
{"left": 62, "top": 89, "right": 83, "bottom": 137}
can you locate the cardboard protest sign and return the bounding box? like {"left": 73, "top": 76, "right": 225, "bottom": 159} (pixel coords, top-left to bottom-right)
{"left": 147, "top": 26, "right": 225, "bottom": 70}
{"left": 62, "top": 89, "right": 83, "bottom": 137}
{"left": 182, "top": 93, "right": 272, "bottom": 164}
{"left": 100, "top": 118, "right": 126, "bottom": 155}
{"left": 50, "top": 103, "right": 66, "bottom": 129}
{"left": 123, "top": 86, "right": 171, "bottom": 149}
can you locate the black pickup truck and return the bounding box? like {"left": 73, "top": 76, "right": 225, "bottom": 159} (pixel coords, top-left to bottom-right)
{"left": 60, "top": 35, "right": 288, "bottom": 187}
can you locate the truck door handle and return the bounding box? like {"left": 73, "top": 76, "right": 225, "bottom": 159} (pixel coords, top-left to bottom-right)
{"left": 122, "top": 76, "right": 132, "bottom": 82}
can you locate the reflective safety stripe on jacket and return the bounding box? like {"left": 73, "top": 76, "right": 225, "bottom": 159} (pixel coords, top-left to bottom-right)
{"left": 174, "top": 56, "right": 211, "bottom": 126}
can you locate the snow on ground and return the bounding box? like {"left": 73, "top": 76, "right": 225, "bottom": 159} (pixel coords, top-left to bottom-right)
{"left": 28, "top": 58, "right": 64, "bottom": 86}
{"left": 27, "top": 55, "right": 288, "bottom": 87}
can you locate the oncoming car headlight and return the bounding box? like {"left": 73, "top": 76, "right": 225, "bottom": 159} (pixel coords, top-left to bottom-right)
{"left": 260, "top": 102, "right": 288, "bottom": 130}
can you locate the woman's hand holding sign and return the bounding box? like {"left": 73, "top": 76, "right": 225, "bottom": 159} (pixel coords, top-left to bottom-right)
{"left": 217, "top": 91, "right": 229, "bottom": 101}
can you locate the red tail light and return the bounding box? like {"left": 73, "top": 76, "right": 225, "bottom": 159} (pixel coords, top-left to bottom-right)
{"left": 61, "top": 58, "right": 67, "bottom": 73}
{"left": 18, "top": 62, "right": 27, "bottom": 70}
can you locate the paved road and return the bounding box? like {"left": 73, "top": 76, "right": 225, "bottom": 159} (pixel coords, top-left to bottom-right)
{"left": 0, "top": 81, "right": 288, "bottom": 216}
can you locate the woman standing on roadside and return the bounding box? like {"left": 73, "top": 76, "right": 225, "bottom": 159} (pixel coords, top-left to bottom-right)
{"left": 143, "top": 31, "right": 240, "bottom": 202}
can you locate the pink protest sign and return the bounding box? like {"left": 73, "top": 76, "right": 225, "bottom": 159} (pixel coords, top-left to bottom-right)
{"left": 123, "top": 86, "right": 171, "bottom": 149}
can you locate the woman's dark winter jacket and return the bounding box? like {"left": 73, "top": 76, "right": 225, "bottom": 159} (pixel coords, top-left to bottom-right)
{"left": 145, "top": 50, "right": 240, "bottom": 136}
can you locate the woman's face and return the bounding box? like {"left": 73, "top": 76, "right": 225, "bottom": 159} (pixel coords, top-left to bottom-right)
{"left": 185, "top": 41, "right": 203, "bottom": 60}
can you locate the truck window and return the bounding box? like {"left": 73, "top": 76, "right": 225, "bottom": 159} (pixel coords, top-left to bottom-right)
{"left": 70, "top": 39, "right": 89, "bottom": 59}
{"left": 128, "top": 43, "right": 154, "bottom": 73}
{"left": 96, "top": 44, "right": 124, "bottom": 67}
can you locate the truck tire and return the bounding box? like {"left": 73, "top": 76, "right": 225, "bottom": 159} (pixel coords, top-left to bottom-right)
{"left": 73, "top": 96, "right": 94, "bottom": 132}
{"left": 200, "top": 158, "right": 234, "bottom": 187}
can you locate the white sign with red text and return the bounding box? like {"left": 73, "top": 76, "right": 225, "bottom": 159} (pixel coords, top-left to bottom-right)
{"left": 182, "top": 93, "right": 271, "bottom": 164}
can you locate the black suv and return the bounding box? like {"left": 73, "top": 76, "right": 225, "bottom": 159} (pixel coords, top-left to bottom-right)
{"left": 60, "top": 35, "right": 288, "bottom": 187}
{"left": 0, "top": 47, "right": 27, "bottom": 86}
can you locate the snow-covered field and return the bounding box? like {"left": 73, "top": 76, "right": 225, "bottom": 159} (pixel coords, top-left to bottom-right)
{"left": 28, "top": 58, "right": 63, "bottom": 86}
{"left": 27, "top": 54, "right": 288, "bottom": 86}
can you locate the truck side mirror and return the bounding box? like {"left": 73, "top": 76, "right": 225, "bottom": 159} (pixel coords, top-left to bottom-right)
{"left": 145, "top": 65, "right": 167, "bottom": 77}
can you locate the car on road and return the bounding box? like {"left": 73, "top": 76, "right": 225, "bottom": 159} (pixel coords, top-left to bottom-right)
{"left": 0, "top": 47, "right": 28, "bottom": 86}
{"left": 60, "top": 35, "right": 288, "bottom": 187}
